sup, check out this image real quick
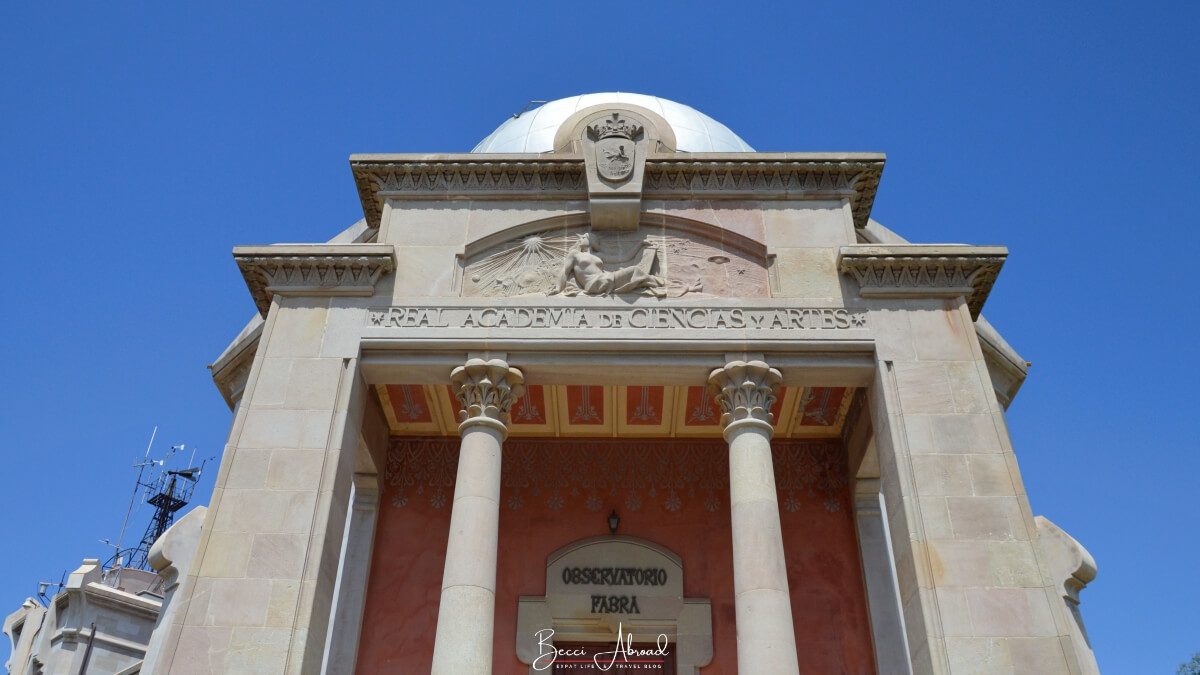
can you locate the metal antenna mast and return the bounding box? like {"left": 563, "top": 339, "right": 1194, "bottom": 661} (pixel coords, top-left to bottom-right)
{"left": 113, "top": 427, "right": 158, "bottom": 568}
{"left": 124, "top": 446, "right": 208, "bottom": 570}
{"left": 104, "top": 432, "right": 210, "bottom": 571}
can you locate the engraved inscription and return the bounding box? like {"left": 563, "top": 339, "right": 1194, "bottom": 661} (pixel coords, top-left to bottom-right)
{"left": 367, "top": 305, "right": 866, "bottom": 330}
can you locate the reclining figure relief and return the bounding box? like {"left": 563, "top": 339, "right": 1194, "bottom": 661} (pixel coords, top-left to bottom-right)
{"left": 462, "top": 227, "right": 768, "bottom": 299}
{"left": 549, "top": 233, "right": 669, "bottom": 297}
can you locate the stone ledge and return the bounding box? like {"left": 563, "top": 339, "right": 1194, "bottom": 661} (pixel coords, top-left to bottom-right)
{"left": 349, "top": 153, "right": 885, "bottom": 230}
{"left": 234, "top": 244, "right": 395, "bottom": 316}
{"left": 837, "top": 245, "right": 1007, "bottom": 319}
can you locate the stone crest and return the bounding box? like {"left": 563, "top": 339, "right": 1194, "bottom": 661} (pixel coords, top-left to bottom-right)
{"left": 588, "top": 113, "right": 643, "bottom": 183}
{"left": 580, "top": 109, "right": 651, "bottom": 230}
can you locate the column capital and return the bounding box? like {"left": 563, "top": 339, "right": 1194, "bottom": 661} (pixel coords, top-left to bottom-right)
{"left": 450, "top": 358, "right": 525, "bottom": 436}
{"left": 707, "top": 360, "right": 782, "bottom": 437}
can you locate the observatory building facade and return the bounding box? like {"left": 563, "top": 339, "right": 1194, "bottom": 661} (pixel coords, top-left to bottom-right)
{"left": 153, "top": 93, "right": 1098, "bottom": 673}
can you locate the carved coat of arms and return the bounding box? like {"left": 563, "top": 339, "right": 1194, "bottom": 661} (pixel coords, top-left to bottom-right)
{"left": 588, "top": 113, "right": 643, "bottom": 183}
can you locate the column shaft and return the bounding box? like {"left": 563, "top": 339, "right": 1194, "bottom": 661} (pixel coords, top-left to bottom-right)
{"left": 710, "top": 360, "right": 800, "bottom": 674}
{"left": 727, "top": 424, "right": 801, "bottom": 673}
{"left": 431, "top": 424, "right": 504, "bottom": 673}
{"left": 430, "top": 358, "right": 522, "bottom": 675}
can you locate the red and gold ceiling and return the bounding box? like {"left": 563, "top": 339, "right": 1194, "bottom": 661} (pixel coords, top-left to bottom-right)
{"left": 375, "top": 384, "right": 856, "bottom": 439}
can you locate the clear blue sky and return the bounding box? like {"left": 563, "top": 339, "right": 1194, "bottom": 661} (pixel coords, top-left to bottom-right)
{"left": 1, "top": 2, "right": 1195, "bottom": 671}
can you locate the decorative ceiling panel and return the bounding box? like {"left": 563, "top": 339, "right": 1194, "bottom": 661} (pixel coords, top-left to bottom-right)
{"left": 375, "top": 384, "right": 856, "bottom": 439}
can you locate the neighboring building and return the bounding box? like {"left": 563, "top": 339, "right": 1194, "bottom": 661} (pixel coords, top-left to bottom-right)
{"left": 4, "top": 561, "right": 160, "bottom": 674}
{"left": 141, "top": 93, "right": 1097, "bottom": 673}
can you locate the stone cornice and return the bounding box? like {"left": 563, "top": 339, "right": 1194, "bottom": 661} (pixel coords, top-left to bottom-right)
{"left": 210, "top": 329, "right": 258, "bottom": 409}
{"left": 837, "top": 245, "right": 1007, "bottom": 319}
{"left": 234, "top": 244, "right": 395, "bottom": 317}
{"left": 643, "top": 155, "right": 884, "bottom": 229}
{"left": 349, "top": 152, "right": 885, "bottom": 230}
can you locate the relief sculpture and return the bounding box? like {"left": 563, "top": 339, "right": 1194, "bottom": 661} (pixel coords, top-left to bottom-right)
{"left": 551, "top": 233, "right": 694, "bottom": 298}
{"left": 463, "top": 227, "right": 770, "bottom": 299}
{"left": 589, "top": 113, "right": 642, "bottom": 183}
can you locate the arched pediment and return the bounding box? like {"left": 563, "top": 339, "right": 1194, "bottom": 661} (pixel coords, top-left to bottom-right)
{"left": 459, "top": 215, "right": 771, "bottom": 300}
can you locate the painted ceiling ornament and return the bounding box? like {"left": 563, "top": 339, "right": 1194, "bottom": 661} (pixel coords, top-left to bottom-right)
{"left": 587, "top": 113, "right": 643, "bottom": 183}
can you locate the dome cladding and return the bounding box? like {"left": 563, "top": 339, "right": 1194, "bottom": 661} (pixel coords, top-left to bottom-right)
{"left": 471, "top": 93, "right": 754, "bottom": 154}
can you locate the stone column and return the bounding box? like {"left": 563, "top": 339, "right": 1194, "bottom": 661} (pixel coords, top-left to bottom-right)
{"left": 430, "top": 357, "right": 524, "bottom": 675}
{"left": 707, "top": 359, "right": 800, "bottom": 675}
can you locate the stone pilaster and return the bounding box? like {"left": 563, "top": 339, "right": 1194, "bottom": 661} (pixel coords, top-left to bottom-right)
{"left": 838, "top": 244, "right": 1076, "bottom": 673}
{"left": 320, "top": 474, "right": 381, "bottom": 674}
{"left": 161, "top": 302, "right": 370, "bottom": 673}
{"left": 430, "top": 358, "right": 524, "bottom": 674}
{"left": 707, "top": 360, "right": 800, "bottom": 675}
{"left": 158, "top": 243, "right": 394, "bottom": 674}
{"left": 853, "top": 479, "right": 913, "bottom": 673}
{"left": 859, "top": 296, "right": 1073, "bottom": 673}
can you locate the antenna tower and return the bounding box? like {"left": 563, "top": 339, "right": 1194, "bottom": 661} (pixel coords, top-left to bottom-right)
{"left": 106, "top": 434, "right": 210, "bottom": 571}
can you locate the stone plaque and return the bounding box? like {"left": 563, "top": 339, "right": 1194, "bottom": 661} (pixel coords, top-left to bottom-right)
{"left": 516, "top": 536, "right": 712, "bottom": 674}
{"left": 545, "top": 538, "right": 683, "bottom": 621}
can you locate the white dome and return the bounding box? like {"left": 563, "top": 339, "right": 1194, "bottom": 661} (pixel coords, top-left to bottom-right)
{"left": 471, "top": 93, "right": 754, "bottom": 154}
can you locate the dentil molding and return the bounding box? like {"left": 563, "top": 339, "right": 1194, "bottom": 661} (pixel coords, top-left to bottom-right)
{"left": 350, "top": 153, "right": 885, "bottom": 230}
{"left": 837, "top": 245, "right": 1007, "bottom": 319}
{"left": 234, "top": 244, "right": 396, "bottom": 316}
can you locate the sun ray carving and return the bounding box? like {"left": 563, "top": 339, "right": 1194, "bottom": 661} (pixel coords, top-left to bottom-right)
{"left": 466, "top": 234, "right": 577, "bottom": 297}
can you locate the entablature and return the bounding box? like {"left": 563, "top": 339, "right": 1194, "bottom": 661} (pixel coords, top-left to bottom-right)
{"left": 233, "top": 243, "right": 395, "bottom": 316}
{"left": 350, "top": 152, "right": 885, "bottom": 232}
{"left": 837, "top": 244, "right": 1006, "bottom": 319}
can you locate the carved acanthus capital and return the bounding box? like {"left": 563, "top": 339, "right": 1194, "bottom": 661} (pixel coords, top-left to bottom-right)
{"left": 450, "top": 358, "right": 525, "bottom": 434}
{"left": 837, "top": 245, "right": 1007, "bottom": 319}
{"left": 234, "top": 244, "right": 395, "bottom": 316}
{"left": 707, "top": 360, "right": 782, "bottom": 435}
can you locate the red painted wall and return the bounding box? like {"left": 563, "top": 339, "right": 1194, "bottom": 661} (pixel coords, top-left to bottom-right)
{"left": 358, "top": 438, "right": 875, "bottom": 673}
